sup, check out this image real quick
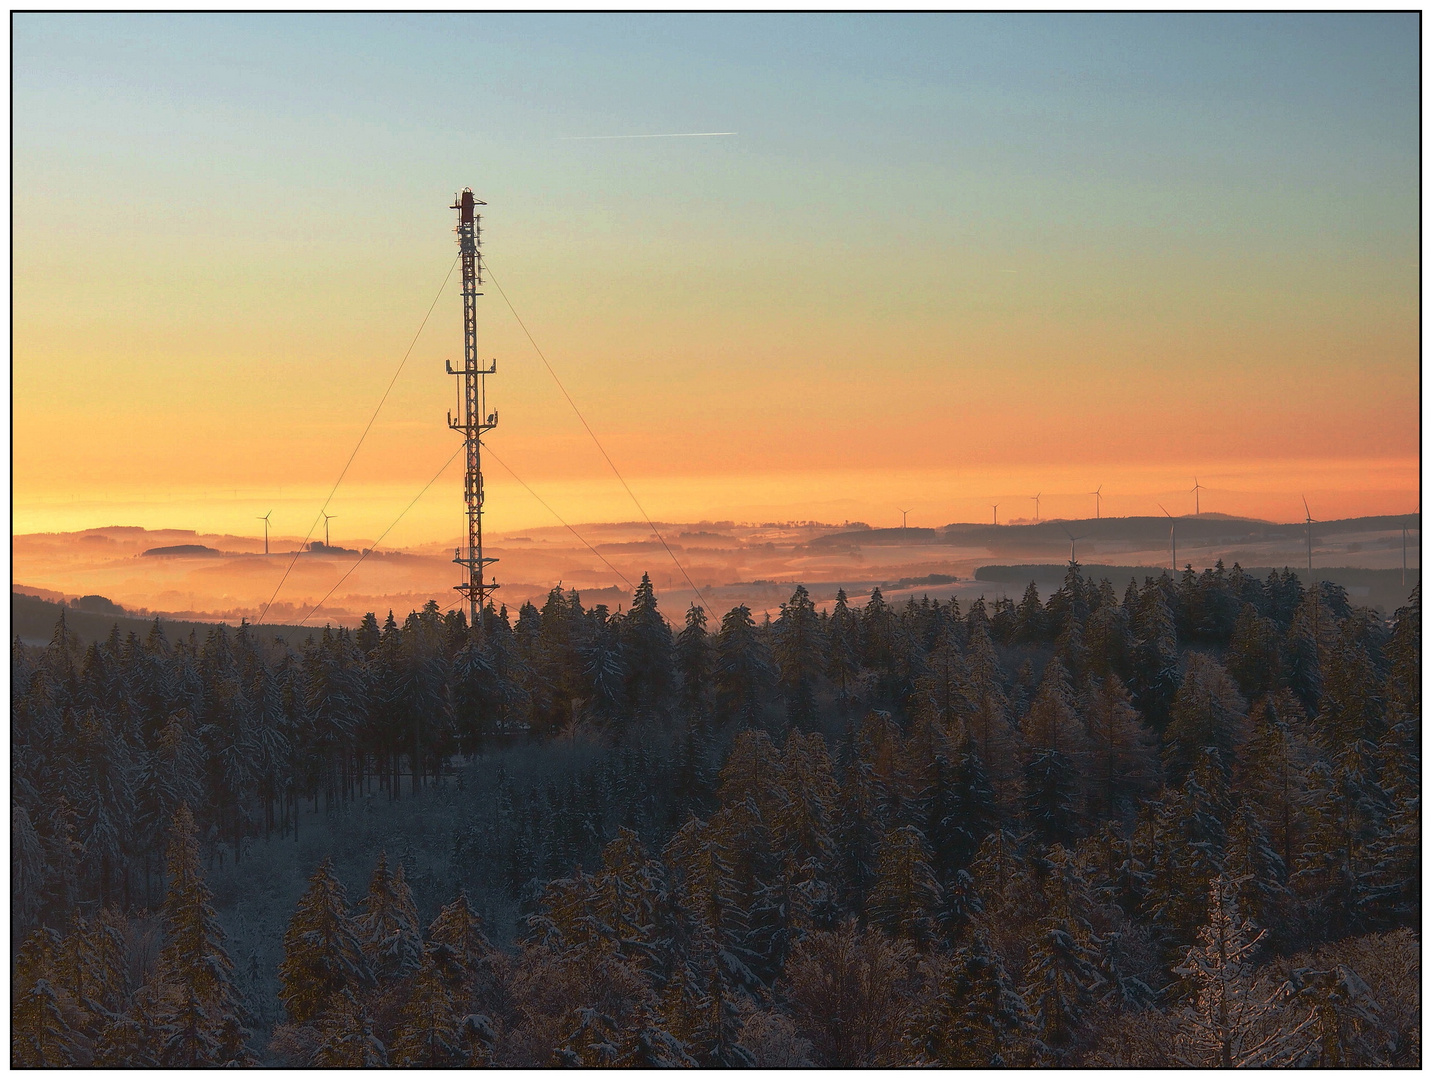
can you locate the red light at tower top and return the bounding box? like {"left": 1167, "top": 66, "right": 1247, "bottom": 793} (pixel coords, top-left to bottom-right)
{"left": 447, "top": 187, "right": 498, "bottom": 629}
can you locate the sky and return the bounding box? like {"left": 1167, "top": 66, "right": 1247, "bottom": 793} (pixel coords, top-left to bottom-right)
{"left": 13, "top": 13, "right": 1420, "bottom": 549}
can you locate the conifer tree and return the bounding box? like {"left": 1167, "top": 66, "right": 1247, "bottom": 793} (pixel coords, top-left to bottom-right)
{"left": 912, "top": 930, "right": 1030, "bottom": 1066}
{"left": 825, "top": 589, "right": 860, "bottom": 710}
{"left": 1084, "top": 592, "right": 1131, "bottom": 681}
{"left": 12, "top": 928, "right": 82, "bottom": 1067}
{"left": 1292, "top": 745, "right": 1382, "bottom": 940}
{"left": 1022, "top": 844, "right": 1105, "bottom": 1055}
{"left": 1222, "top": 803, "right": 1290, "bottom": 937}
{"left": 675, "top": 604, "right": 711, "bottom": 720}
{"left": 450, "top": 637, "right": 499, "bottom": 755}
{"left": 1141, "top": 748, "right": 1232, "bottom": 948}
{"left": 773, "top": 729, "right": 839, "bottom": 875}
{"left": 911, "top": 626, "right": 966, "bottom": 733}
{"left": 1172, "top": 875, "right": 1303, "bottom": 1067}
{"left": 922, "top": 744, "right": 998, "bottom": 926}
{"left": 313, "top": 990, "right": 388, "bottom": 1067}
{"left": 152, "top": 804, "right": 247, "bottom": 1065}
{"left": 57, "top": 907, "right": 130, "bottom": 1037}
{"left": 867, "top": 824, "right": 944, "bottom": 946}
{"left": 391, "top": 949, "right": 462, "bottom": 1067}
{"left": 426, "top": 891, "right": 495, "bottom": 1010}
{"left": 1381, "top": 586, "right": 1419, "bottom": 715}
{"left": 664, "top": 816, "right": 754, "bottom": 1066}
{"left": 357, "top": 851, "right": 423, "bottom": 983}
{"left": 713, "top": 605, "right": 774, "bottom": 727}
{"left": 774, "top": 584, "right": 824, "bottom": 728}
{"left": 1163, "top": 653, "right": 1246, "bottom": 785}
{"left": 1285, "top": 587, "right": 1335, "bottom": 710}
{"left": 1239, "top": 690, "right": 1315, "bottom": 876}
{"left": 159, "top": 982, "right": 220, "bottom": 1067}
{"left": 1083, "top": 674, "right": 1158, "bottom": 820}
{"left": 1227, "top": 603, "right": 1281, "bottom": 700}
{"left": 1021, "top": 659, "right": 1086, "bottom": 845}
{"left": 1129, "top": 580, "right": 1180, "bottom": 732}
{"left": 622, "top": 572, "right": 673, "bottom": 718}
{"left": 1013, "top": 581, "right": 1047, "bottom": 644}
{"left": 278, "top": 857, "right": 374, "bottom": 1024}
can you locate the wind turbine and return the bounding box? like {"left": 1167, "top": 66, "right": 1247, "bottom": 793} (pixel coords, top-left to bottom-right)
{"left": 1191, "top": 477, "right": 1205, "bottom": 516}
{"left": 323, "top": 512, "right": 337, "bottom": 549}
{"left": 898, "top": 508, "right": 912, "bottom": 530}
{"left": 257, "top": 511, "right": 272, "bottom": 556}
{"left": 1060, "top": 524, "right": 1085, "bottom": 564}
{"left": 1030, "top": 492, "right": 1041, "bottom": 522}
{"left": 1090, "top": 484, "right": 1103, "bottom": 520}
{"left": 992, "top": 504, "right": 999, "bottom": 526}
{"left": 1301, "top": 496, "right": 1315, "bottom": 574}
{"left": 1159, "top": 504, "right": 1177, "bottom": 573}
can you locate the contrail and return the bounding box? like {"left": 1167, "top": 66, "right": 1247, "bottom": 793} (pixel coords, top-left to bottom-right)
{"left": 560, "top": 131, "right": 737, "bottom": 140}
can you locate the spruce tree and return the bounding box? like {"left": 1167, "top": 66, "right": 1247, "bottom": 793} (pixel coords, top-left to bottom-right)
{"left": 152, "top": 804, "right": 247, "bottom": 1065}
{"left": 622, "top": 572, "right": 673, "bottom": 718}
{"left": 357, "top": 851, "right": 423, "bottom": 984}
{"left": 1172, "top": 876, "right": 1299, "bottom": 1067}
{"left": 313, "top": 990, "right": 388, "bottom": 1066}
{"left": 426, "top": 891, "right": 495, "bottom": 1010}
{"left": 1227, "top": 603, "right": 1281, "bottom": 701}
{"left": 913, "top": 930, "right": 1030, "bottom": 1066}
{"left": 1238, "top": 690, "right": 1315, "bottom": 877}
{"left": 714, "top": 604, "right": 775, "bottom": 727}
{"left": 1162, "top": 653, "right": 1245, "bottom": 786}
{"left": 12, "top": 927, "right": 82, "bottom": 1067}
{"left": 867, "top": 824, "right": 943, "bottom": 946}
{"left": 825, "top": 589, "right": 860, "bottom": 711}
{"left": 390, "top": 950, "right": 461, "bottom": 1066}
{"left": 1021, "top": 844, "right": 1104, "bottom": 1055}
{"left": 675, "top": 603, "right": 711, "bottom": 720}
{"left": 774, "top": 584, "right": 824, "bottom": 729}
{"left": 1083, "top": 674, "right": 1158, "bottom": 821}
{"left": 1129, "top": 580, "right": 1180, "bottom": 733}
{"left": 278, "top": 857, "right": 374, "bottom": 1024}
{"left": 13, "top": 977, "right": 82, "bottom": 1067}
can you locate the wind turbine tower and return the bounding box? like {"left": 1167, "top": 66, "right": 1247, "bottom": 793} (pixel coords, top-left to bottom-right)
{"left": 1090, "top": 484, "right": 1103, "bottom": 520}
{"left": 448, "top": 188, "right": 500, "bottom": 628}
{"left": 1060, "top": 524, "right": 1084, "bottom": 564}
{"left": 257, "top": 511, "right": 272, "bottom": 555}
{"left": 322, "top": 512, "right": 336, "bottom": 548}
{"left": 1191, "top": 477, "right": 1205, "bottom": 516}
{"left": 1302, "top": 496, "right": 1315, "bottom": 575}
{"left": 1030, "top": 492, "right": 1041, "bottom": 522}
{"left": 992, "top": 504, "right": 999, "bottom": 526}
{"left": 899, "top": 508, "right": 911, "bottom": 530}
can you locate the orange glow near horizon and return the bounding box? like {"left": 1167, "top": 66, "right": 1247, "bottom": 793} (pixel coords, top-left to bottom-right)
{"left": 12, "top": 15, "right": 1419, "bottom": 550}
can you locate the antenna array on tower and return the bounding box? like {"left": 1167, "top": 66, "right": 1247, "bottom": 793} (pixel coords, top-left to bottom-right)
{"left": 448, "top": 189, "right": 500, "bottom": 627}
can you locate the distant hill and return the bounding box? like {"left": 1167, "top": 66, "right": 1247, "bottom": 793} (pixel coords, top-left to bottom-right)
{"left": 802, "top": 514, "right": 1421, "bottom": 550}
{"left": 946, "top": 514, "right": 1419, "bottom": 544}
{"left": 142, "top": 543, "right": 222, "bottom": 557}
{"left": 12, "top": 592, "right": 317, "bottom": 649}
{"left": 974, "top": 564, "right": 1419, "bottom": 612}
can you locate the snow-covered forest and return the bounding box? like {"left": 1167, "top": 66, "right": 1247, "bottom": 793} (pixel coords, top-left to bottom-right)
{"left": 11, "top": 564, "right": 1420, "bottom": 1066}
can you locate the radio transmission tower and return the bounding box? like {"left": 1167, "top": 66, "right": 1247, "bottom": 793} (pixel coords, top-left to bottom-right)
{"left": 448, "top": 188, "right": 499, "bottom": 629}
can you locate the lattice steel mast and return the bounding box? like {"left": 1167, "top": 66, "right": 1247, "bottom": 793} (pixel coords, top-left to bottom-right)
{"left": 448, "top": 188, "right": 498, "bottom": 628}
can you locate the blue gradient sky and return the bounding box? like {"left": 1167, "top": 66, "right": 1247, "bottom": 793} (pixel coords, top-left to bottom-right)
{"left": 13, "top": 13, "right": 1419, "bottom": 539}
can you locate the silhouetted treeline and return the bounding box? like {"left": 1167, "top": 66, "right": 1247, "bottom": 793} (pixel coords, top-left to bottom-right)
{"left": 11, "top": 563, "right": 1420, "bottom": 1065}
